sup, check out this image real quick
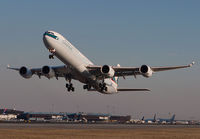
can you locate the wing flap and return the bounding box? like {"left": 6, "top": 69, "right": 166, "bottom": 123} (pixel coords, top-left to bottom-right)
{"left": 87, "top": 65, "right": 139, "bottom": 77}
{"left": 87, "top": 65, "right": 138, "bottom": 71}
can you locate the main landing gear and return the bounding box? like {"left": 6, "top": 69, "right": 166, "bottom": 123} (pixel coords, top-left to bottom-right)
{"left": 99, "top": 83, "right": 107, "bottom": 92}
{"left": 65, "top": 74, "right": 74, "bottom": 92}
{"left": 66, "top": 83, "right": 75, "bottom": 92}
{"left": 83, "top": 84, "right": 91, "bottom": 90}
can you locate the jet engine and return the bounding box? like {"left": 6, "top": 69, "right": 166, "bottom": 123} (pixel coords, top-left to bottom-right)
{"left": 42, "top": 66, "right": 55, "bottom": 78}
{"left": 19, "top": 66, "right": 33, "bottom": 79}
{"left": 101, "top": 65, "right": 115, "bottom": 78}
{"left": 140, "top": 65, "right": 153, "bottom": 77}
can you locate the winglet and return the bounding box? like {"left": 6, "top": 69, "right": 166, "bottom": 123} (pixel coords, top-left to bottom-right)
{"left": 189, "top": 61, "right": 195, "bottom": 67}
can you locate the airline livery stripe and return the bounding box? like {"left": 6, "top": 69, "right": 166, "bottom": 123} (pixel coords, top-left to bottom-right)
{"left": 44, "top": 32, "right": 58, "bottom": 40}
{"left": 111, "top": 78, "right": 117, "bottom": 85}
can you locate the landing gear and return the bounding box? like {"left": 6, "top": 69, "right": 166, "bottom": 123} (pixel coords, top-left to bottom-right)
{"left": 66, "top": 83, "right": 75, "bottom": 92}
{"left": 49, "top": 49, "right": 56, "bottom": 59}
{"left": 83, "top": 84, "right": 91, "bottom": 90}
{"left": 99, "top": 83, "right": 107, "bottom": 92}
{"left": 49, "top": 54, "right": 54, "bottom": 59}
{"left": 65, "top": 74, "right": 74, "bottom": 92}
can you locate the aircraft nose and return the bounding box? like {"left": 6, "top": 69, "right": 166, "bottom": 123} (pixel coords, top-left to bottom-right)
{"left": 43, "top": 32, "right": 50, "bottom": 49}
{"left": 43, "top": 31, "right": 58, "bottom": 50}
{"left": 43, "top": 31, "right": 48, "bottom": 40}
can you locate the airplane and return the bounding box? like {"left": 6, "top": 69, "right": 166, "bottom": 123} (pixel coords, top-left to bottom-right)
{"left": 142, "top": 114, "right": 157, "bottom": 123}
{"left": 3, "top": 109, "right": 7, "bottom": 115}
{"left": 158, "top": 114, "right": 176, "bottom": 124}
{"left": 8, "top": 31, "right": 195, "bottom": 94}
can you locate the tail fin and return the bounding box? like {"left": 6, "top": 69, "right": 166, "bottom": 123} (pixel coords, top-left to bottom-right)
{"left": 153, "top": 114, "right": 156, "bottom": 122}
{"left": 112, "top": 76, "right": 119, "bottom": 84}
{"left": 3, "top": 108, "right": 7, "bottom": 115}
{"left": 141, "top": 116, "right": 144, "bottom": 121}
{"left": 112, "top": 64, "right": 120, "bottom": 84}
{"left": 171, "top": 114, "right": 175, "bottom": 121}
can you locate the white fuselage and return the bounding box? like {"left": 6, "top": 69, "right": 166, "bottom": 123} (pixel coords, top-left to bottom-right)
{"left": 43, "top": 31, "right": 117, "bottom": 94}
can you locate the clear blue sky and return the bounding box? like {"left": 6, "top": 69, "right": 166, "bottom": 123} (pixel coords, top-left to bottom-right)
{"left": 0, "top": 0, "right": 200, "bottom": 120}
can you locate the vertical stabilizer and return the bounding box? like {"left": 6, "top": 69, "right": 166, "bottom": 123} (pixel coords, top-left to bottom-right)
{"left": 112, "top": 64, "right": 120, "bottom": 84}
{"left": 153, "top": 114, "right": 156, "bottom": 122}
{"left": 3, "top": 108, "right": 7, "bottom": 115}
{"left": 171, "top": 114, "right": 175, "bottom": 121}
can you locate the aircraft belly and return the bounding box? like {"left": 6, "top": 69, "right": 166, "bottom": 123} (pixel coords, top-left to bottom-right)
{"left": 107, "top": 86, "right": 117, "bottom": 94}
{"left": 54, "top": 44, "right": 85, "bottom": 70}
{"left": 95, "top": 79, "right": 118, "bottom": 94}
{"left": 53, "top": 43, "right": 95, "bottom": 84}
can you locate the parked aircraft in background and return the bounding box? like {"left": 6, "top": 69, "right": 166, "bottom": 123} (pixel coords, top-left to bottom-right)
{"left": 142, "top": 114, "right": 157, "bottom": 123}
{"left": 8, "top": 31, "right": 195, "bottom": 94}
{"left": 158, "top": 114, "right": 176, "bottom": 124}
{"left": 3, "top": 109, "right": 7, "bottom": 115}
{"left": 175, "top": 120, "right": 189, "bottom": 125}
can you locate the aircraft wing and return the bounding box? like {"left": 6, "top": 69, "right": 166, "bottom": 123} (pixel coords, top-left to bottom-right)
{"left": 87, "top": 62, "right": 195, "bottom": 77}
{"left": 151, "top": 62, "right": 195, "bottom": 72}
{"left": 7, "top": 65, "right": 20, "bottom": 71}
{"left": 7, "top": 65, "right": 72, "bottom": 79}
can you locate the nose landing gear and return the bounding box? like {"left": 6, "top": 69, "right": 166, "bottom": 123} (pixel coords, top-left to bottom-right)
{"left": 49, "top": 49, "right": 56, "bottom": 59}
{"left": 49, "top": 54, "right": 54, "bottom": 59}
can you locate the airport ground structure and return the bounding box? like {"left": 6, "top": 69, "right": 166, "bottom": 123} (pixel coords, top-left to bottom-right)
{"left": 0, "top": 109, "right": 199, "bottom": 125}
{"left": 0, "top": 109, "right": 131, "bottom": 124}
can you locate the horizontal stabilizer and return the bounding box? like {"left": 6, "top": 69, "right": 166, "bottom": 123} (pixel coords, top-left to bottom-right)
{"left": 117, "top": 88, "right": 150, "bottom": 91}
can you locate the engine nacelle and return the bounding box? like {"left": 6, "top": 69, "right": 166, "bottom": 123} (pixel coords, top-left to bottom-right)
{"left": 42, "top": 66, "right": 55, "bottom": 78}
{"left": 101, "top": 65, "right": 115, "bottom": 78}
{"left": 140, "top": 65, "right": 153, "bottom": 78}
{"left": 19, "top": 66, "right": 33, "bottom": 79}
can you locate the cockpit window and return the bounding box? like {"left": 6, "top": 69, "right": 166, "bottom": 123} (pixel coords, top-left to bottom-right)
{"left": 48, "top": 32, "right": 54, "bottom": 35}
{"left": 44, "top": 32, "right": 59, "bottom": 40}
